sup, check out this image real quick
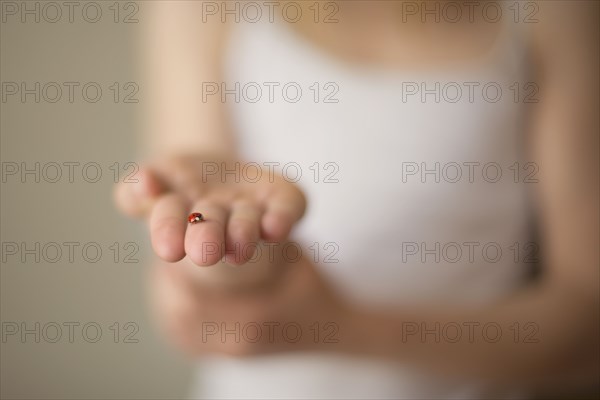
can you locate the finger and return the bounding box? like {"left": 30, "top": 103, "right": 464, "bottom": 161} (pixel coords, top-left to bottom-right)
{"left": 185, "top": 201, "right": 229, "bottom": 267}
{"left": 149, "top": 193, "right": 188, "bottom": 262}
{"left": 261, "top": 185, "right": 307, "bottom": 241}
{"left": 224, "top": 199, "right": 261, "bottom": 265}
{"left": 113, "top": 167, "right": 165, "bottom": 219}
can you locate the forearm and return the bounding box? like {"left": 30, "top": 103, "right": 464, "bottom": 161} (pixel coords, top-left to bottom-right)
{"left": 335, "top": 279, "right": 598, "bottom": 388}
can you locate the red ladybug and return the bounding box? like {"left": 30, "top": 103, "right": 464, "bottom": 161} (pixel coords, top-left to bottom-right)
{"left": 188, "top": 213, "right": 204, "bottom": 224}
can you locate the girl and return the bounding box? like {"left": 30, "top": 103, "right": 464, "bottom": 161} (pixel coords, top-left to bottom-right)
{"left": 115, "top": 1, "right": 599, "bottom": 398}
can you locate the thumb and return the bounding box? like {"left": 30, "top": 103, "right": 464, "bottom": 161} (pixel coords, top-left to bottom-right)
{"left": 113, "top": 166, "right": 166, "bottom": 219}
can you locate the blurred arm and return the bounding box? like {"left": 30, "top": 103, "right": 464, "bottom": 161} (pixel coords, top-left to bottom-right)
{"left": 339, "top": 1, "right": 599, "bottom": 390}
{"left": 139, "top": 1, "right": 234, "bottom": 158}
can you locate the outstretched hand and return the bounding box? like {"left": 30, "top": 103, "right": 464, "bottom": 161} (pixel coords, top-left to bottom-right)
{"left": 114, "top": 155, "right": 307, "bottom": 266}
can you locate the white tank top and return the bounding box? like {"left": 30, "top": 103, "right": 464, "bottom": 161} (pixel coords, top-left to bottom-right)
{"left": 193, "top": 14, "right": 533, "bottom": 399}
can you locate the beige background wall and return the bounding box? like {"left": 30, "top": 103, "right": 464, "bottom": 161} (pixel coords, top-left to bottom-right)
{"left": 0, "top": 2, "right": 190, "bottom": 398}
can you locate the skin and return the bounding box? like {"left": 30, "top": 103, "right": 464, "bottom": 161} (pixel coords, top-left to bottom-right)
{"left": 114, "top": 1, "right": 599, "bottom": 394}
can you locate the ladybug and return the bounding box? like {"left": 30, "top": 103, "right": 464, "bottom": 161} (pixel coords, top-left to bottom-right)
{"left": 188, "top": 212, "right": 204, "bottom": 224}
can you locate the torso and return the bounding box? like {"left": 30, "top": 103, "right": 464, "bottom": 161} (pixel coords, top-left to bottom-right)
{"left": 195, "top": 5, "right": 535, "bottom": 397}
